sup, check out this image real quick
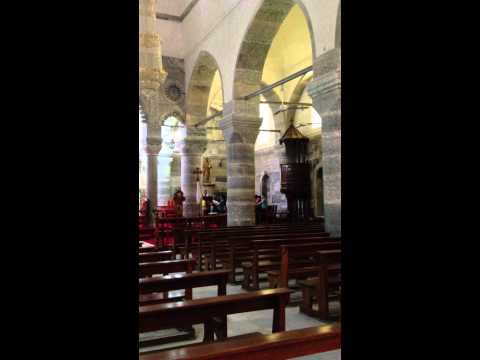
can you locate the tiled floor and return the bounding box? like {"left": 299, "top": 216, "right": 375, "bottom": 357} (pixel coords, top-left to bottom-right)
{"left": 141, "top": 282, "right": 341, "bottom": 359}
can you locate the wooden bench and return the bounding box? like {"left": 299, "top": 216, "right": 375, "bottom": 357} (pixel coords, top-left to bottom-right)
{"left": 139, "top": 269, "right": 229, "bottom": 305}
{"left": 139, "top": 324, "right": 340, "bottom": 360}
{"left": 210, "top": 233, "right": 330, "bottom": 282}
{"left": 298, "top": 249, "right": 341, "bottom": 320}
{"left": 192, "top": 227, "right": 329, "bottom": 272}
{"left": 139, "top": 288, "right": 292, "bottom": 343}
{"left": 267, "top": 243, "right": 341, "bottom": 289}
{"left": 242, "top": 239, "right": 340, "bottom": 290}
{"left": 139, "top": 251, "right": 174, "bottom": 263}
{"left": 139, "top": 245, "right": 172, "bottom": 253}
{"left": 218, "top": 232, "right": 331, "bottom": 282}
{"left": 157, "top": 215, "right": 227, "bottom": 249}
{"left": 139, "top": 259, "right": 196, "bottom": 278}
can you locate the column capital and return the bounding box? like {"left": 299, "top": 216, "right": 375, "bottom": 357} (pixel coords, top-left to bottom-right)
{"left": 223, "top": 99, "right": 259, "bottom": 118}
{"left": 145, "top": 138, "right": 162, "bottom": 155}
{"left": 308, "top": 50, "right": 341, "bottom": 121}
{"left": 219, "top": 102, "right": 262, "bottom": 145}
{"left": 179, "top": 137, "right": 207, "bottom": 155}
{"left": 312, "top": 48, "right": 341, "bottom": 77}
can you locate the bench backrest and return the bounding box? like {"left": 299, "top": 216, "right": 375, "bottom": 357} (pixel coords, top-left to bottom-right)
{"left": 139, "top": 324, "right": 340, "bottom": 360}
{"left": 139, "top": 270, "right": 229, "bottom": 295}
{"left": 279, "top": 244, "right": 341, "bottom": 287}
{"left": 138, "top": 251, "right": 173, "bottom": 263}
{"left": 139, "top": 288, "right": 292, "bottom": 333}
{"left": 253, "top": 238, "right": 339, "bottom": 250}
{"left": 139, "top": 259, "right": 196, "bottom": 278}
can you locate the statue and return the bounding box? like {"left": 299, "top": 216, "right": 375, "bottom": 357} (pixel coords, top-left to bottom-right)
{"left": 203, "top": 157, "right": 213, "bottom": 184}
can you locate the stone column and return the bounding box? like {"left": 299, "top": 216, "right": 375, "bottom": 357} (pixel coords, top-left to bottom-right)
{"left": 157, "top": 153, "right": 173, "bottom": 206}
{"left": 139, "top": 0, "right": 165, "bottom": 91}
{"left": 308, "top": 49, "right": 341, "bottom": 237}
{"left": 219, "top": 101, "right": 262, "bottom": 226}
{"left": 145, "top": 140, "right": 162, "bottom": 224}
{"left": 180, "top": 133, "right": 207, "bottom": 217}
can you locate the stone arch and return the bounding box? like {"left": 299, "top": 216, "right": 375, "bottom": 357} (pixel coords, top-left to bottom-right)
{"left": 161, "top": 107, "right": 186, "bottom": 125}
{"left": 186, "top": 50, "right": 224, "bottom": 127}
{"left": 260, "top": 81, "right": 282, "bottom": 116}
{"left": 232, "top": 0, "right": 316, "bottom": 107}
{"left": 286, "top": 74, "right": 313, "bottom": 124}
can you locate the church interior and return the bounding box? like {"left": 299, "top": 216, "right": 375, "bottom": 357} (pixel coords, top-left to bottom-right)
{"left": 139, "top": 1, "right": 341, "bottom": 358}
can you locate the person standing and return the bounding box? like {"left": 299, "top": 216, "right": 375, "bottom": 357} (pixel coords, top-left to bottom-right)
{"left": 140, "top": 198, "right": 152, "bottom": 227}
{"left": 173, "top": 189, "right": 185, "bottom": 217}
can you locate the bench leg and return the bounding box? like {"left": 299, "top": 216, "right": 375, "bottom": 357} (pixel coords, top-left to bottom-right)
{"left": 299, "top": 287, "right": 314, "bottom": 316}
{"left": 272, "top": 298, "right": 286, "bottom": 332}
{"left": 241, "top": 268, "right": 251, "bottom": 290}
{"left": 213, "top": 315, "right": 227, "bottom": 340}
{"left": 316, "top": 274, "right": 329, "bottom": 320}
{"left": 227, "top": 268, "right": 235, "bottom": 283}
{"left": 203, "top": 319, "right": 215, "bottom": 342}
{"left": 251, "top": 270, "right": 259, "bottom": 290}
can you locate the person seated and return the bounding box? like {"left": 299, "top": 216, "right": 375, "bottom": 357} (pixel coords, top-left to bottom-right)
{"left": 213, "top": 196, "right": 226, "bottom": 213}
{"left": 202, "top": 190, "right": 214, "bottom": 215}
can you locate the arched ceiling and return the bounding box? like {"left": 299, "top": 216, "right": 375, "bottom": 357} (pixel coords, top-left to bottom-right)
{"left": 262, "top": 4, "right": 313, "bottom": 110}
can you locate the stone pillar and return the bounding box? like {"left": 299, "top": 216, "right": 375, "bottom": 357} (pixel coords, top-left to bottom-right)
{"left": 145, "top": 140, "right": 162, "bottom": 224}
{"left": 139, "top": 0, "right": 165, "bottom": 91}
{"left": 157, "top": 153, "right": 173, "bottom": 206}
{"left": 308, "top": 49, "right": 341, "bottom": 237}
{"left": 219, "top": 101, "right": 262, "bottom": 226}
{"left": 180, "top": 133, "right": 207, "bottom": 217}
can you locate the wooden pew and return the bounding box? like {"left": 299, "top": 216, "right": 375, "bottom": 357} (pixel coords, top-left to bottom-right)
{"left": 139, "top": 251, "right": 174, "bottom": 263}
{"left": 192, "top": 227, "right": 329, "bottom": 272}
{"left": 157, "top": 215, "right": 227, "bottom": 248}
{"left": 242, "top": 239, "right": 340, "bottom": 290}
{"left": 267, "top": 243, "right": 341, "bottom": 289}
{"left": 139, "top": 288, "right": 292, "bottom": 342}
{"left": 139, "top": 324, "right": 340, "bottom": 360}
{"left": 138, "top": 258, "right": 198, "bottom": 346}
{"left": 139, "top": 246, "right": 171, "bottom": 253}
{"left": 298, "top": 249, "right": 341, "bottom": 320}
{"left": 139, "top": 259, "right": 196, "bottom": 278}
{"left": 139, "top": 269, "right": 229, "bottom": 305}
{"left": 217, "top": 232, "right": 331, "bottom": 282}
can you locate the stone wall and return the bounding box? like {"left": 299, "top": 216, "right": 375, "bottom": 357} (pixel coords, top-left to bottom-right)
{"left": 254, "top": 145, "right": 287, "bottom": 211}
{"left": 306, "top": 134, "right": 323, "bottom": 215}
{"left": 254, "top": 133, "right": 323, "bottom": 214}
{"left": 162, "top": 56, "right": 186, "bottom": 118}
